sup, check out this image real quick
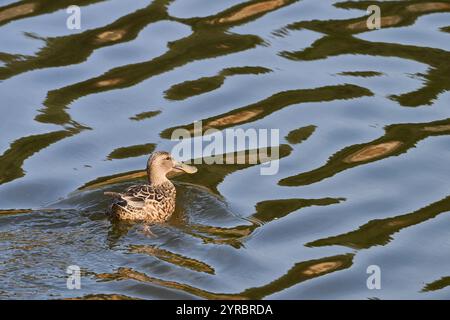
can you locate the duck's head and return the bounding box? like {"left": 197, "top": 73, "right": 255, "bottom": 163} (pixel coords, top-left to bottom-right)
{"left": 146, "top": 151, "right": 197, "bottom": 185}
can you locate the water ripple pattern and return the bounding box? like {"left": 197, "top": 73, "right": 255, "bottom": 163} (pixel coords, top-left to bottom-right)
{"left": 0, "top": 0, "right": 450, "bottom": 299}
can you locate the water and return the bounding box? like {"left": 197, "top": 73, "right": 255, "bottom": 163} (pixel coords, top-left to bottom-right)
{"left": 1, "top": 0, "right": 450, "bottom": 300}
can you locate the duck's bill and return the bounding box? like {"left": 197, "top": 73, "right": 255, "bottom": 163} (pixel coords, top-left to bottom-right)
{"left": 173, "top": 162, "right": 198, "bottom": 174}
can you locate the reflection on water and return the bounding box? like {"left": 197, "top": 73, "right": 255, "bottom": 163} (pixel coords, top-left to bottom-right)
{"left": 207, "top": 0, "right": 288, "bottom": 25}
{"left": 164, "top": 66, "right": 271, "bottom": 101}
{"left": 128, "top": 244, "right": 216, "bottom": 274}
{"left": 307, "top": 196, "right": 450, "bottom": 249}
{"left": 0, "top": 129, "right": 78, "bottom": 185}
{"left": 285, "top": 125, "right": 316, "bottom": 145}
{"left": 161, "top": 84, "right": 372, "bottom": 137}
{"left": 94, "top": 253, "right": 353, "bottom": 300}
{"left": 1, "top": 0, "right": 450, "bottom": 299}
{"left": 280, "top": 118, "right": 450, "bottom": 186}
{"left": 0, "top": 3, "right": 37, "bottom": 23}
{"left": 0, "top": 1, "right": 110, "bottom": 26}
{"left": 107, "top": 143, "right": 156, "bottom": 160}
{"left": 423, "top": 276, "right": 450, "bottom": 292}
{"left": 280, "top": 2, "right": 450, "bottom": 107}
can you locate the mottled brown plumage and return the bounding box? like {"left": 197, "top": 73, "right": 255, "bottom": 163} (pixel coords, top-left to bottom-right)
{"left": 105, "top": 151, "right": 197, "bottom": 222}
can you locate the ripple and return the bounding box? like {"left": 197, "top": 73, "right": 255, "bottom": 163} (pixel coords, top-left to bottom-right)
{"left": 307, "top": 196, "right": 450, "bottom": 249}
{"left": 208, "top": 0, "right": 288, "bottom": 25}
{"left": 0, "top": 129, "right": 78, "bottom": 185}
{"left": 106, "top": 143, "right": 156, "bottom": 160}
{"left": 164, "top": 66, "right": 271, "bottom": 101}
{"left": 161, "top": 84, "right": 372, "bottom": 137}
{"left": 285, "top": 125, "right": 316, "bottom": 145}
{"left": 280, "top": 118, "right": 450, "bottom": 186}
{"left": 128, "top": 244, "right": 215, "bottom": 274}
{"left": 1, "top": 0, "right": 450, "bottom": 300}
{"left": 406, "top": 2, "right": 450, "bottom": 13}
{"left": 0, "top": 2, "right": 37, "bottom": 24}
{"left": 343, "top": 141, "right": 403, "bottom": 163}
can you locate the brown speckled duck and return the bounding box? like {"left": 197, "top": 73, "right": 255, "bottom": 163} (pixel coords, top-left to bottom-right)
{"left": 104, "top": 151, "right": 197, "bottom": 222}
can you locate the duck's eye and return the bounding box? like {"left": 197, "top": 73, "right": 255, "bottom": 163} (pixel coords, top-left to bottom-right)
{"left": 165, "top": 156, "right": 171, "bottom": 161}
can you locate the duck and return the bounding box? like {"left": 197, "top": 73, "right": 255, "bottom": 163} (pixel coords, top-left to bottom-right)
{"left": 104, "top": 151, "right": 197, "bottom": 222}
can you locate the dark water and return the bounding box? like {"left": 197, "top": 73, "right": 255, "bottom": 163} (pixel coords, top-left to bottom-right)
{"left": 1, "top": 0, "right": 450, "bottom": 300}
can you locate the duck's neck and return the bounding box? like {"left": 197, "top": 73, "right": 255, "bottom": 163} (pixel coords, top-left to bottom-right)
{"left": 147, "top": 167, "right": 170, "bottom": 186}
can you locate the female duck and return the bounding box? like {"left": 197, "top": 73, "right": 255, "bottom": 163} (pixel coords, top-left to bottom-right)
{"left": 104, "top": 151, "right": 197, "bottom": 222}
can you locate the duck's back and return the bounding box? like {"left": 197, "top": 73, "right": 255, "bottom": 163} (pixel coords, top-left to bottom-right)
{"left": 109, "top": 182, "right": 176, "bottom": 222}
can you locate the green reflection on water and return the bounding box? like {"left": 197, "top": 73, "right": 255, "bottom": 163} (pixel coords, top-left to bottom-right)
{"left": 280, "top": 118, "right": 450, "bottom": 186}
{"left": 164, "top": 66, "right": 271, "bottom": 100}
{"left": 0, "top": 129, "right": 78, "bottom": 185}
{"left": 280, "top": 0, "right": 450, "bottom": 107}
{"left": 307, "top": 195, "right": 450, "bottom": 249}
{"left": 1, "top": 0, "right": 450, "bottom": 300}
{"left": 93, "top": 253, "right": 354, "bottom": 299}
{"left": 107, "top": 143, "right": 156, "bottom": 160}
{"left": 161, "top": 84, "right": 373, "bottom": 138}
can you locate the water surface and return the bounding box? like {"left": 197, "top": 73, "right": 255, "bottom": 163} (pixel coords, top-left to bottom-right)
{"left": 1, "top": 0, "right": 450, "bottom": 299}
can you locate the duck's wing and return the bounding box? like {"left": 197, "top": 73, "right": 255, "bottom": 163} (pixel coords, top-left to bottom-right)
{"left": 104, "top": 184, "right": 167, "bottom": 211}
{"left": 103, "top": 185, "right": 151, "bottom": 208}
{"left": 123, "top": 185, "right": 163, "bottom": 203}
